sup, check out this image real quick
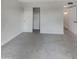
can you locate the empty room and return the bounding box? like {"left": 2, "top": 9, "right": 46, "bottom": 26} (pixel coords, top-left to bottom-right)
{"left": 1, "top": 0, "right": 77, "bottom": 59}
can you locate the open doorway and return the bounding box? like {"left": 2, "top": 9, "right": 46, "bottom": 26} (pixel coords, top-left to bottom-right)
{"left": 33, "top": 8, "right": 40, "bottom": 32}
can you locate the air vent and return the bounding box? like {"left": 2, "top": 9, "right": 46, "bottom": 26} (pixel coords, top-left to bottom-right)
{"left": 68, "top": 2, "right": 73, "bottom": 5}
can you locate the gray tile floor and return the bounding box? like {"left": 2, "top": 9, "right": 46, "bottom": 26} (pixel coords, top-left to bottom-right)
{"left": 1, "top": 30, "right": 77, "bottom": 59}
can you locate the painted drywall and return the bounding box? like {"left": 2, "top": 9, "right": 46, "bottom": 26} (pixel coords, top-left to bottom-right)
{"left": 64, "top": 7, "right": 77, "bottom": 35}
{"left": 22, "top": 7, "right": 33, "bottom": 32}
{"left": 40, "top": 7, "right": 64, "bottom": 34}
{"left": 23, "top": 2, "right": 64, "bottom": 34}
{"left": 1, "top": 0, "right": 23, "bottom": 45}
{"left": 33, "top": 8, "right": 40, "bottom": 29}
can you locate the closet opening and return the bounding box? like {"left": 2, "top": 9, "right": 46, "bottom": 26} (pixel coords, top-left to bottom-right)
{"left": 33, "top": 7, "right": 40, "bottom": 33}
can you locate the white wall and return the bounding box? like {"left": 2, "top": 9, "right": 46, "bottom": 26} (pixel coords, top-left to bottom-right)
{"left": 23, "top": 2, "right": 64, "bottom": 34}
{"left": 40, "top": 7, "right": 64, "bottom": 34}
{"left": 64, "top": 7, "right": 77, "bottom": 35}
{"left": 22, "top": 7, "right": 33, "bottom": 32}
{"left": 1, "top": 0, "right": 23, "bottom": 45}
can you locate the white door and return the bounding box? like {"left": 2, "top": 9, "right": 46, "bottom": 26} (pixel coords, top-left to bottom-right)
{"left": 69, "top": 7, "right": 77, "bottom": 35}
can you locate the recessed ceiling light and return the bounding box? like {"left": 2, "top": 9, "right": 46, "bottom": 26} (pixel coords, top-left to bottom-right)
{"left": 64, "top": 12, "right": 68, "bottom": 15}
{"left": 64, "top": 6, "right": 67, "bottom": 7}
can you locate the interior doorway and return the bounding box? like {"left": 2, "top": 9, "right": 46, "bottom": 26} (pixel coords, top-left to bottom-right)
{"left": 33, "top": 8, "right": 40, "bottom": 32}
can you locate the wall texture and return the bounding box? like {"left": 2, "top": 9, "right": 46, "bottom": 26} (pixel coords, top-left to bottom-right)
{"left": 23, "top": 7, "right": 33, "bottom": 32}
{"left": 1, "top": 0, "right": 23, "bottom": 45}
{"left": 40, "top": 7, "right": 64, "bottom": 34}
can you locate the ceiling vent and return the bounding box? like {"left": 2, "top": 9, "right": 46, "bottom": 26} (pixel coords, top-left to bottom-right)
{"left": 68, "top": 2, "right": 73, "bottom": 5}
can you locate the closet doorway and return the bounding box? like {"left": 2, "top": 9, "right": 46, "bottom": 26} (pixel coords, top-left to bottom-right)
{"left": 33, "top": 8, "right": 40, "bottom": 32}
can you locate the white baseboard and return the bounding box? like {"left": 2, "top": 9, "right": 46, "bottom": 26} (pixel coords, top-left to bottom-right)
{"left": 1, "top": 32, "right": 22, "bottom": 46}
{"left": 40, "top": 31, "right": 64, "bottom": 34}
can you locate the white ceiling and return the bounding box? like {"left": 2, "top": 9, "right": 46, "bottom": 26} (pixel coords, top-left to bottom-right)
{"left": 18, "top": 0, "right": 76, "bottom": 2}
{"left": 20, "top": 2, "right": 64, "bottom": 8}
{"left": 18, "top": 0, "right": 76, "bottom": 8}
